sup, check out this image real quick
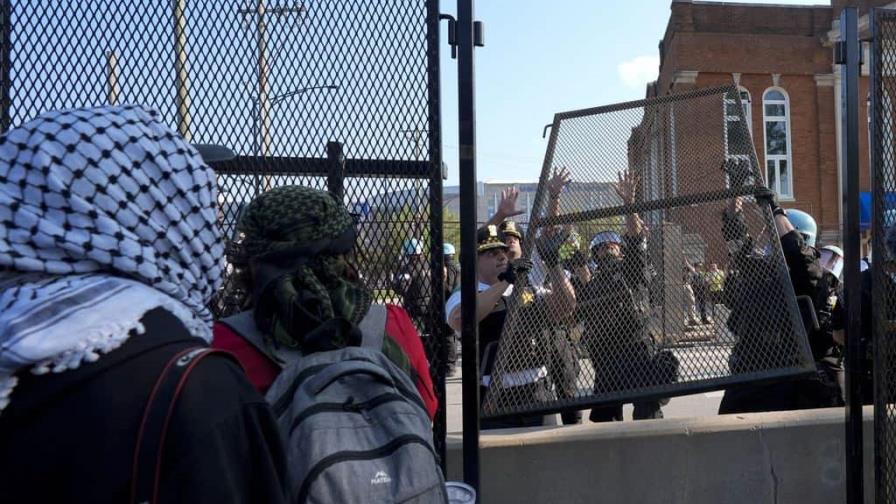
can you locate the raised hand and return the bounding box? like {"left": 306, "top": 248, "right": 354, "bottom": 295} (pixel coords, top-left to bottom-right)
{"left": 547, "top": 167, "right": 572, "bottom": 198}
{"left": 497, "top": 186, "right": 525, "bottom": 218}
{"left": 614, "top": 170, "right": 639, "bottom": 205}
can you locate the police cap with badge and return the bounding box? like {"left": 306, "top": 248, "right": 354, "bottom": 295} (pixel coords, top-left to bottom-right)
{"left": 498, "top": 220, "right": 524, "bottom": 241}
{"left": 477, "top": 225, "right": 510, "bottom": 253}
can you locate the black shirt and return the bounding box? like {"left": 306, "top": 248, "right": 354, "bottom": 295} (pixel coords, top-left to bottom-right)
{"left": 0, "top": 307, "right": 288, "bottom": 504}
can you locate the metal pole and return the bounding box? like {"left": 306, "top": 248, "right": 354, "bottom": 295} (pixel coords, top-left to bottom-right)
{"left": 105, "top": 50, "right": 120, "bottom": 106}
{"left": 425, "top": 0, "right": 447, "bottom": 474}
{"left": 251, "top": 98, "right": 263, "bottom": 196}
{"left": 172, "top": 0, "right": 191, "bottom": 141}
{"left": 457, "top": 0, "right": 480, "bottom": 494}
{"left": 868, "top": 10, "right": 885, "bottom": 503}
{"left": 838, "top": 7, "right": 864, "bottom": 504}
{"left": 254, "top": 0, "right": 271, "bottom": 157}
{"left": 1, "top": 0, "right": 11, "bottom": 133}
{"left": 326, "top": 141, "right": 345, "bottom": 200}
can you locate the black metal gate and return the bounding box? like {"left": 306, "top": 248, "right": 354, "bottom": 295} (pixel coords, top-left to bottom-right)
{"left": 0, "top": 0, "right": 449, "bottom": 465}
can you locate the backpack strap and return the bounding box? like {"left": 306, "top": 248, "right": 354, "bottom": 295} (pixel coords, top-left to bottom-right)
{"left": 219, "top": 311, "right": 303, "bottom": 367}
{"left": 221, "top": 305, "right": 387, "bottom": 370}
{"left": 130, "top": 346, "right": 237, "bottom": 504}
{"left": 358, "top": 304, "right": 387, "bottom": 350}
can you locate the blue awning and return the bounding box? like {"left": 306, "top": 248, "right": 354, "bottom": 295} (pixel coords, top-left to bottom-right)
{"left": 859, "top": 191, "right": 896, "bottom": 230}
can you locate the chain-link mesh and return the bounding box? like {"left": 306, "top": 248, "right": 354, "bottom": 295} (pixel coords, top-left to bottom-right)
{"left": 481, "top": 85, "right": 816, "bottom": 419}
{"left": 1, "top": 0, "right": 449, "bottom": 460}
{"left": 872, "top": 9, "right": 896, "bottom": 502}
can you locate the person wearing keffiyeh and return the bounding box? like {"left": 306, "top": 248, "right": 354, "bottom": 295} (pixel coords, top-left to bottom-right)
{"left": 213, "top": 185, "right": 438, "bottom": 419}
{"left": 0, "top": 105, "right": 288, "bottom": 503}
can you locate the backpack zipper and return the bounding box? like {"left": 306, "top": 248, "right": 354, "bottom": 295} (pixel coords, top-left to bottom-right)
{"left": 271, "top": 364, "right": 329, "bottom": 416}
{"left": 287, "top": 392, "right": 407, "bottom": 436}
{"left": 295, "top": 434, "right": 437, "bottom": 503}
{"left": 274, "top": 364, "right": 427, "bottom": 418}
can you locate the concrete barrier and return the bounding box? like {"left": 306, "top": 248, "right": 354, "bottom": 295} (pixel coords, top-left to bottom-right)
{"left": 446, "top": 407, "right": 875, "bottom": 503}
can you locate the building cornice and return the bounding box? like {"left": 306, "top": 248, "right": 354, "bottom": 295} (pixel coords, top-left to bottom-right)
{"left": 673, "top": 70, "right": 699, "bottom": 85}
{"left": 814, "top": 73, "right": 836, "bottom": 87}
{"left": 826, "top": 2, "right": 896, "bottom": 44}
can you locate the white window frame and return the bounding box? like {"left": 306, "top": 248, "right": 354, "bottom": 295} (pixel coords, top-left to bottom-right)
{"left": 723, "top": 88, "right": 754, "bottom": 188}
{"left": 762, "top": 87, "right": 794, "bottom": 200}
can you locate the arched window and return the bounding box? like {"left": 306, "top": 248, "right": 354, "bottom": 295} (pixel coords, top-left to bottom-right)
{"left": 762, "top": 88, "right": 793, "bottom": 199}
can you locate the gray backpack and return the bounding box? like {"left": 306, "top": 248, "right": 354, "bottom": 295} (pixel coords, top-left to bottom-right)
{"left": 259, "top": 306, "right": 448, "bottom": 504}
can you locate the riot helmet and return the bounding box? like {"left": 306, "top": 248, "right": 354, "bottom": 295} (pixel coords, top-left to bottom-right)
{"left": 590, "top": 230, "right": 623, "bottom": 259}
{"left": 819, "top": 245, "right": 844, "bottom": 278}
{"left": 402, "top": 238, "right": 424, "bottom": 256}
{"left": 786, "top": 209, "right": 817, "bottom": 248}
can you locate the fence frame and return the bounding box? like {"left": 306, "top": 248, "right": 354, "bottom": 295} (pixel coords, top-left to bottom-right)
{"left": 0, "top": 0, "right": 449, "bottom": 475}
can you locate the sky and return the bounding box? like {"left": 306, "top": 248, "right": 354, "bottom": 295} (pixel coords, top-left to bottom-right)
{"left": 437, "top": 0, "right": 830, "bottom": 187}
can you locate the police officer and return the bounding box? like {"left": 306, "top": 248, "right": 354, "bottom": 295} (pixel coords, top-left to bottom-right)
{"left": 499, "top": 220, "right": 524, "bottom": 260}
{"left": 393, "top": 238, "right": 437, "bottom": 360}
{"left": 837, "top": 225, "right": 896, "bottom": 405}
{"left": 444, "top": 242, "right": 460, "bottom": 293}
{"left": 577, "top": 170, "right": 664, "bottom": 422}
{"left": 445, "top": 225, "right": 543, "bottom": 428}
{"left": 442, "top": 242, "right": 460, "bottom": 374}
{"left": 393, "top": 238, "right": 431, "bottom": 319}
{"left": 718, "top": 194, "right": 844, "bottom": 414}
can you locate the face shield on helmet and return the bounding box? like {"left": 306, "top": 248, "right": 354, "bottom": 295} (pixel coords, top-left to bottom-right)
{"left": 785, "top": 209, "right": 818, "bottom": 248}
{"left": 819, "top": 245, "right": 844, "bottom": 278}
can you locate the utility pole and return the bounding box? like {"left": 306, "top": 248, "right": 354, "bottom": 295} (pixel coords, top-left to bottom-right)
{"left": 173, "top": 0, "right": 191, "bottom": 140}
{"left": 401, "top": 128, "right": 428, "bottom": 239}
{"left": 105, "top": 50, "right": 120, "bottom": 106}
{"left": 239, "top": 1, "right": 305, "bottom": 157}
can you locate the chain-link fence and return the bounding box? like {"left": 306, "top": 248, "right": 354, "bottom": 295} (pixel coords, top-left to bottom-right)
{"left": 0, "top": 0, "right": 450, "bottom": 462}
{"left": 871, "top": 9, "right": 896, "bottom": 502}
{"left": 481, "top": 85, "right": 816, "bottom": 420}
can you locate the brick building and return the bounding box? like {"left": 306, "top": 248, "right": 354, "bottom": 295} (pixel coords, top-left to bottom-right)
{"left": 650, "top": 0, "right": 892, "bottom": 253}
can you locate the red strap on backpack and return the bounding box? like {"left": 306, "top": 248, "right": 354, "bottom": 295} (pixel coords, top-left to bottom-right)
{"left": 130, "top": 346, "right": 238, "bottom": 504}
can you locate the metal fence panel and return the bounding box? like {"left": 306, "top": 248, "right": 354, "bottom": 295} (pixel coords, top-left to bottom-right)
{"left": 481, "top": 85, "right": 816, "bottom": 420}
{"left": 871, "top": 9, "right": 896, "bottom": 503}
{"left": 2, "top": 0, "right": 449, "bottom": 463}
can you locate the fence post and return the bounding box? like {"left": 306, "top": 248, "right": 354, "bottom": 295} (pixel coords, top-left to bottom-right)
{"left": 426, "top": 0, "right": 448, "bottom": 474}
{"left": 326, "top": 141, "right": 345, "bottom": 200}
{"left": 838, "top": 7, "right": 865, "bottom": 504}
{"left": 456, "top": 0, "right": 480, "bottom": 495}
{"left": 1, "top": 0, "right": 10, "bottom": 133}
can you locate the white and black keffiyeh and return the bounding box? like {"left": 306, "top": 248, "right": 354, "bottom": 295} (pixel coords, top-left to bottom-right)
{"left": 0, "top": 105, "right": 224, "bottom": 411}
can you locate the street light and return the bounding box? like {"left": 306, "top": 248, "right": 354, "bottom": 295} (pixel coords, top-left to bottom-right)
{"left": 250, "top": 84, "right": 338, "bottom": 195}
{"left": 250, "top": 84, "right": 339, "bottom": 157}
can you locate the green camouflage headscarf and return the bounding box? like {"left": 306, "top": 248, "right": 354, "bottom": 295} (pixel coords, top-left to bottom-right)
{"left": 238, "top": 185, "right": 372, "bottom": 351}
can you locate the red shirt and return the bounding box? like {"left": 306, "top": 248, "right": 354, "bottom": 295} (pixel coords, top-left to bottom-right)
{"left": 212, "top": 304, "right": 438, "bottom": 420}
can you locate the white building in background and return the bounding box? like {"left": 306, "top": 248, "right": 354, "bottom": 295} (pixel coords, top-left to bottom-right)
{"left": 443, "top": 179, "right": 617, "bottom": 229}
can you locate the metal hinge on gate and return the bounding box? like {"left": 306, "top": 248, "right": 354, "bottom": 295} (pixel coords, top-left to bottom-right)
{"left": 440, "top": 14, "right": 484, "bottom": 59}
{"left": 836, "top": 41, "right": 847, "bottom": 64}
{"left": 835, "top": 40, "right": 865, "bottom": 65}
